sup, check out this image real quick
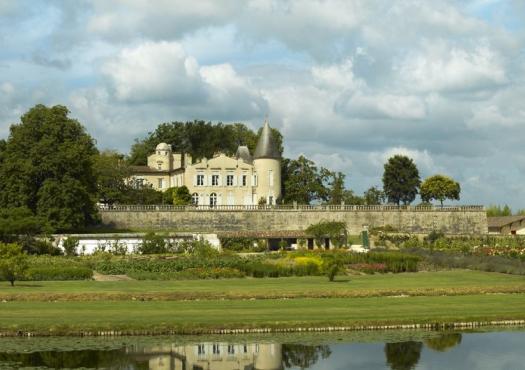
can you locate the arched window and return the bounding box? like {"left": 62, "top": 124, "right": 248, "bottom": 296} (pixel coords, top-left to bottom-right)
{"left": 210, "top": 193, "right": 217, "bottom": 207}
{"left": 192, "top": 193, "right": 199, "bottom": 205}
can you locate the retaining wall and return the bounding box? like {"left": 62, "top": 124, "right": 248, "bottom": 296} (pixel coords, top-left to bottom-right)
{"left": 99, "top": 205, "right": 487, "bottom": 235}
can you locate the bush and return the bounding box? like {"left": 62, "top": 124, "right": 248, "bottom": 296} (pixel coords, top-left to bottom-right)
{"left": 62, "top": 237, "right": 79, "bottom": 256}
{"left": 25, "top": 266, "right": 93, "bottom": 280}
{"left": 138, "top": 232, "right": 167, "bottom": 254}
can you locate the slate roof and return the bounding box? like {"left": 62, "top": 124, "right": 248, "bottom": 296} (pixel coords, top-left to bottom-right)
{"left": 487, "top": 216, "right": 525, "bottom": 228}
{"left": 235, "top": 145, "right": 253, "bottom": 163}
{"left": 253, "top": 120, "right": 280, "bottom": 159}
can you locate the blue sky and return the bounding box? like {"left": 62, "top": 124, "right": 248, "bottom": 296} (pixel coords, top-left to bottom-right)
{"left": 1, "top": 0, "right": 524, "bottom": 207}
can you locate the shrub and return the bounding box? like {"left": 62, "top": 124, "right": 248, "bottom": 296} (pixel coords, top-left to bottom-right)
{"left": 138, "top": 232, "right": 167, "bottom": 254}
{"left": 62, "top": 237, "right": 79, "bottom": 256}
{"left": 25, "top": 266, "right": 93, "bottom": 280}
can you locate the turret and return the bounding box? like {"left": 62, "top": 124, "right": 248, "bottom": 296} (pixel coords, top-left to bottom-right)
{"left": 147, "top": 142, "right": 173, "bottom": 171}
{"left": 253, "top": 120, "right": 281, "bottom": 205}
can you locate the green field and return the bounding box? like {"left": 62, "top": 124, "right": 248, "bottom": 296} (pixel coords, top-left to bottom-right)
{"left": 1, "top": 270, "right": 525, "bottom": 335}
{"left": 1, "top": 295, "right": 525, "bottom": 335}
{"left": 1, "top": 270, "right": 524, "bottom": 301}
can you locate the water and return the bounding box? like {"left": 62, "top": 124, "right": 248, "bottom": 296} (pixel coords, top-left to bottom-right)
{"left": 0, "top": 328, "right": 523, "bottom": 369}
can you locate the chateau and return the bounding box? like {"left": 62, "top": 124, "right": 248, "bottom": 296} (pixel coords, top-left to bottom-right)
{"left": 130, "top": 120, "right": 282, "bottom": 206}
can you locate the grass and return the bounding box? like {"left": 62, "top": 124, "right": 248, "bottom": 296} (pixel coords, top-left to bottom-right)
{"left": 2, "top": 270, "right": 525, "bottom": 335}
{"left": 1, "top": 295, "right": 525, "bottom": 335}
{"left": 1, "top": 270, "right": 524, "bottom": 301}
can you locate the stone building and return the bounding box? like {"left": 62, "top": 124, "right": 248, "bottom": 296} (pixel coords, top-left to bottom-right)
{"left": 130, "top": 120, "right": 281, "bottom": 206}
{"left": 487, "top": 216, "right": 525, "bottom": 235}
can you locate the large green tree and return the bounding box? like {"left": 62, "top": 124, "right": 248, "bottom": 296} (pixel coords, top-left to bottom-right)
{"left": 93, "top": 150, "right": 132, "bottom": 204}
{"left": 128, "top": 120, "right": 283, "bottom": 165}
{"left": 0, "top": 105, "right": 99, "bottom": 231}
{"left": 382, "top": 155, "right": 421, "bottom": 205}
{"left": 363, "top": 186, "right": 386, "bottom": 205}
{"left": 420, "top": 174, "right": 461, "bottom": 207}
{"left": 281, "top": 156, "right": 331, "bottom": 204}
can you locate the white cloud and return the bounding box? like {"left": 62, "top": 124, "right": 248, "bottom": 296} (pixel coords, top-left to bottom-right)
{"left": 398, "top": 43, "right": 507, "bottom": 93}
{"left": 102, "top": 41, "right": 205, "bottom": 103}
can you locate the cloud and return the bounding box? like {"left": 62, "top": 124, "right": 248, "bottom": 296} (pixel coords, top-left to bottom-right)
{"left": 397, "top": 43, "right": 507, "bottom": 93}
{"left": 336, "top": 92, "right": 427, "bottom": 120}
{"left": 2, "top": 0, "right": 525, "bottom": 208}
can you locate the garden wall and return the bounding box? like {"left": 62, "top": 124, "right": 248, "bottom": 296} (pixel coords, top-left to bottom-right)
{"left": 99, "top": 205, "right": 487, "bottom": 235}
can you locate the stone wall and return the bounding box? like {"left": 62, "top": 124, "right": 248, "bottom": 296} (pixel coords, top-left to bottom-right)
{"left": 99, "top": 205, "right": 488, "bottom": 235}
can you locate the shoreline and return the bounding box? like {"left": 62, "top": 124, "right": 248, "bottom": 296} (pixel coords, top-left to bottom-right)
{"left": 1, "top": 319, "right": 525, "bottom": 338}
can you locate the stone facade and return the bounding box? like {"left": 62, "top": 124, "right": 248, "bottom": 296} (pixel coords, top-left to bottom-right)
{"left": 100, "top": 205, "right": 488, "bottom": 235}
{"left": 130, "top": 120, "right": 281, "bottom": 206}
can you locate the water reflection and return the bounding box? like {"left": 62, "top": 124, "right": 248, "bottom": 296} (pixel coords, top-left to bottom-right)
{"left": 4, "top": 330, "right": 521, "bottom": 370}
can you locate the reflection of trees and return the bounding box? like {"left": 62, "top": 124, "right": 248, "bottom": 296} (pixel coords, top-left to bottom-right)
{"left": 0, "top": 349, "right": 139, "bottom": 368}
{"left": 384, "top": 341, "right": 422, "bottom": 370}
{"left": 425, "top": 333, "right": 462, "bottom": 352}
{"left": 282, "top": 344, "right": 332, "bottom": 369}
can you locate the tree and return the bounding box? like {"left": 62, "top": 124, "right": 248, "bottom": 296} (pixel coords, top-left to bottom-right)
{"left": 0, "top": 243, "right": 29, "bottom": 286}
{"left": 0, "top": 105, "right": 99, "bottom": 231}
{"left": 281, "top": 156, "right": 331, "bottom": 204}
{"left": 172, "top": 186, "right": 192, "bottom": 205}
{"left": 0, "top": 207, "right": 48, "bottom": 243}
{"left": 486, "top": 204, "right": 512, "bottom": 217}
{"left": 326, "top": 171, "right": 346, "bottom": 205}
{"left": 127, "top": 120, "right": 284, "bottom": 165}
{"left": 93, "top": 150, "right": 132, "bottom": 205}
{"left": 420, "top": 174, "right": 460, "bottom": 207}
{"left": 119, "top": 180, "right": 163, "bottom": 205}
{"left": 382, "top": 155, "right": 421, "bottom": 205}
{"left": 363, "top": 186, "right": 386, "bottom": 205}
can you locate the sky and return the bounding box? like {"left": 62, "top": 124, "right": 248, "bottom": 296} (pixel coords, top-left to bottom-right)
{"left": 1, "top": 0, "right": 524, "bottom": 207}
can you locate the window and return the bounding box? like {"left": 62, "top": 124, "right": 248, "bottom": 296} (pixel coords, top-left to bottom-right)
{"left": 253, "top": 174, "right": 258, "bottom": 186}
{"left": 268, "top": 196, "right": 274, "bottom": 205}
{"left": 269, "top": 170, "right": 274, "bottom": 186}
{"left": 210, "top": 193, "right": 217, "bottom": 207}
{"left": 242, "top": 175, "right": 247, "bottom": 186}
{"left": 212, "top": 174, "right": 219, "bottom": 186}
{"left": 192, "top": 193, "right": 199, "bottom": 205}
{"left": 157, "top": 163, "right": 162, "bottom": 170}
{"left": 213, "top": 344, "right": 220, "bottom": 355}
{"left": 197, "top": 344, "right": 205, "bottom": 355}
{"left": 227, "top": 345, "right": 235, "bottom": 355}
{"left": 243, "top": 345, "right": 248, "bottom": 353}
{"left": 197, "top": 174, "right": 204, "bottom": 186}
{"left": 158, "top": 178, "right": 164, "bottom": 189}
{"left": 226, "top": 174, "right": 234, "bottom": 186}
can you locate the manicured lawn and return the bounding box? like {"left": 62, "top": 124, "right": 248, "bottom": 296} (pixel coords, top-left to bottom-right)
{"left": 1, "top": 294, "right": 525, "bottom": 335}
{"left": 0, "top": 270, "right": 524, "bottom": 301}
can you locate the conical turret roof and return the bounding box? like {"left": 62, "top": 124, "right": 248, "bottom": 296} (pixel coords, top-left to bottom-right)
{"left": 253, "top": 120, "right": 280, "bottom": 159}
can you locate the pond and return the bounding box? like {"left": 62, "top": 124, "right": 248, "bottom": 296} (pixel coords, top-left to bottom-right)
{"left": 0, "top": 328, "right": 523, "bottom": 369}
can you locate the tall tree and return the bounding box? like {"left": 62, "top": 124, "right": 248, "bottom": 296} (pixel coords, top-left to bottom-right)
{"left": 382, "top": 155, "right": 421, "bottom": 205}
{"left": 93, "top": 150, "right": 132, "bottom": 204}
{"left": 127, "top": 120, "right": 283, "bottom": 165}
{"left": 281, "top": 156, "right": 330, "bottom": 204}
{"left": 0, "top": 105, "right": 99, "bottom": 231}
{"left": 363, "top": 186, "right": 386, "bottom": 205}
{"left": 420, "top": 174, "right": 460, "bottom": 207}
{"left": 326, "top": 171, "right": 346, "bottom": 205}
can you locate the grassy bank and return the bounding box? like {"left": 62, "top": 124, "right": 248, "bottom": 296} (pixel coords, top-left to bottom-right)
{"left": 2, "top": 270, "right": 525, "bottom": 336}
{"left": 1, "top": 270, "right": 524, "bottom": 301}
{"left": 1, "top": 294, "right": 525, "bottom": 336}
